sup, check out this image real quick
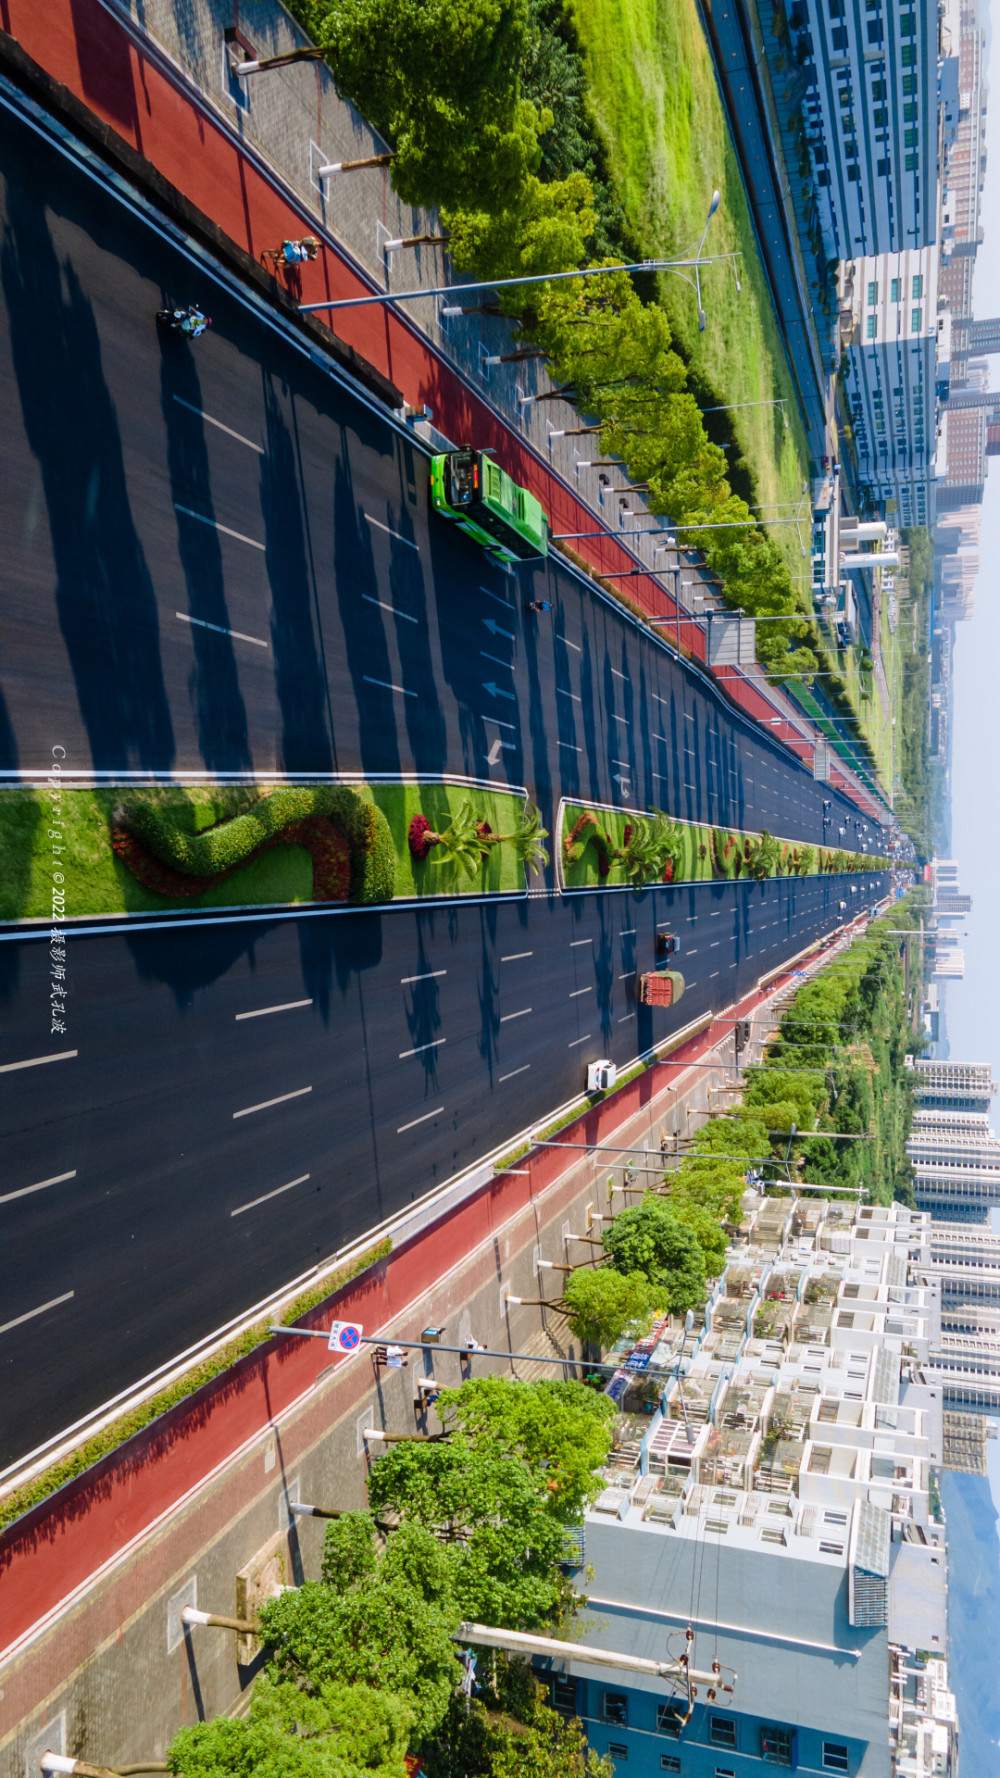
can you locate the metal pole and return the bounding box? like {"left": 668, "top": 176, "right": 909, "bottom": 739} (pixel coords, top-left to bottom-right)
{"left": 268, "top": 1326, "right": 684, "bottom": 1379}
{"left": 454, "top": 1621, "right": 732, "bottom": 1690}
{"left": 300, "top": 252, "right": 740, "bottom": 313}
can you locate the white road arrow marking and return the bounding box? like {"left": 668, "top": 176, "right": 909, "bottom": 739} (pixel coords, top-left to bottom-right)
{"left": 483, "top": 681, "right": 516, "bottom": 701}
{"left": 483, "top": 617, "right": 515, "bottom": 641}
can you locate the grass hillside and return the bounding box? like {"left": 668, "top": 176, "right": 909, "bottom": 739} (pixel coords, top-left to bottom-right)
{"left": 569, "top": 0, "right": 811, "bottom": 576}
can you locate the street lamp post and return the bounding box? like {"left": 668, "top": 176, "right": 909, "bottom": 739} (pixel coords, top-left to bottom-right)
{"left": 300, "top": 192, "right": 737, "bottom": 315}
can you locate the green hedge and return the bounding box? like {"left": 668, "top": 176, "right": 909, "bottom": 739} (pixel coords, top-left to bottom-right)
{"left": 120, "top": 787, "right": 395, "bottom": 904}
{"left": 0, "top": 1237, "right": 392, "bottom": 1535}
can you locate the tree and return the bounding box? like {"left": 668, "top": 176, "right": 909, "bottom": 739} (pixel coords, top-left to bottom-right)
{"left": 666, "top": 1199, "right": 728, "bottom": 1276}
{"left": 305, "top": 0, "right": 541, "bottom": 212}
{"left": 423, "top": 799, "right": 490, "bottom": 878}
{"left": 562, "top": 1266, "right": 656, "bottom": 1347}
{"left": 365, "top": 1439, "right": 573, "bottom": 1627}
{"left": 602, "top": 1196, "right": 707, "bottom": 1312}
{"left": 261, "top": 1519, "right": 461, "bottom": 1739}
{"left": 443, "top": 173, "right": 597, "bottom": 288}
{"left": 422, "top": 1656, "right": 614, "bottom": 1778}
{"left": 432, "top": 1376, "right": 614, "bottom": 1519}
{"left": 168, "top": 1676, "right": 415, "bottom": 1778}
{"left": 495, "top": 801, "right": 551, "bottom": 875}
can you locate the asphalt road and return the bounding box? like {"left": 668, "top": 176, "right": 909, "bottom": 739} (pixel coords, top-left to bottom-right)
{"left": 0, "top": 870, "right": 886, "bottom": 1462}
{"left": 0, "top": 91, "right": 882, "bottom": 855}
{"left": 0, "top": 92, "right": 889, "bottom": 1462}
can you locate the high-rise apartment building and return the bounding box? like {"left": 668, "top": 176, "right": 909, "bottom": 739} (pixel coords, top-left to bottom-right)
{"left": 787, "top": 0, "right": 938, "bottom": 259}
{"left": 839, "top": 247, "right": 942, "bottom": 523}
{"left": 908, "top": 1058, "right": 997, "bottom": 1111}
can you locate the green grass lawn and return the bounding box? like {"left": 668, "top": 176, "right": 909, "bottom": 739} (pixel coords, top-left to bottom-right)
{"left": 560, "top": 803, "right": 714, "bottom": 891}
{"left": 569, "top": 0, "right": 812, "bottom": 582}
{"left": 0, "top": 782, "right": 531, "bottom": 922}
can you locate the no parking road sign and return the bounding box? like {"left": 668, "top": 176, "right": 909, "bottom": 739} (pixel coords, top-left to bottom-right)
{"left": 327, "top": 1320, "right": 364, "bottom": 1354}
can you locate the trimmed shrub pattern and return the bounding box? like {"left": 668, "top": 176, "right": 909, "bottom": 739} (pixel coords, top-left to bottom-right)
{"left": 117, "top": 787, "right": 395, "bottom": 905}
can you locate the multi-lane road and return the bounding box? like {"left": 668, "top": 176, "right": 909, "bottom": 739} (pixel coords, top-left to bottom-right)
{"left": 0, "top": 88, "right": 887, "bottom": 1461}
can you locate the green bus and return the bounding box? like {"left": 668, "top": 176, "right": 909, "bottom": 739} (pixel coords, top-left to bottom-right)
{"left": 430, "top": 448, "right": 549, "bottom": 563}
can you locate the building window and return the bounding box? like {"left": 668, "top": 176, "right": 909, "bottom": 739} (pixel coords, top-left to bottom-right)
{"left": 911, "top": 309, "right": 922, "bottom": 332}
{"left": 660, "top": 1761, "right": 681, "bottom": 1774}
{"left": 890, "top": 278, "right": 900, "bottom": 301}
{"left": 901, "top": 41, "right": 916, "bottom": 63}
{"left": 551, "top": 1676, "right": 578, "bottom": 1718}
{"left": 847, "top": 163, "right": 859, "bottom": 180}
{"left": 710, "top": 1719, "right": 738, "bottom": 1750}
{"left": 866, "top": 18, "right": 882, "bottom": 41}
{"left": 761, "top": 1726, "right": 795, "bottom": 1766}
{"left": 608, "top": 1746, "right": 629, "bottom": 1763}
{"left": 867, "top": 282, "right": 878, "bottom": 305}
{"left": 876, "top": 158, "right": 889, "bottom": 176}
{"left": 824, "top": 1745, "right": 850, "bottom": 1773}
{"left": 824, "top": 1510, "right": 849, "bottom": 1526}
{"left": 874, "top": 106, "right": 887, "bottom": 127}
{"left": 832, "top": 26, "right": 848, "bottom": 48}
{"left": 872, "top": 78, "right": 886, "bottom": 98}
{"left": 657, "top": 1704, "right": 686, "bottom": 1738}
{"left": 603, "top": 1694, "right": 628, "bottom": 1726}
{"left": 902, "top": 72, "right": 916, "bottom": 94}
{"left": 820, "top": 1539, "right": 845, "bottom": 1554}
{"left": 912, "top": 274, "right": 923, "bottom": 299}
{"left": 899, "top": 10, "right": 915, "bottom": 32}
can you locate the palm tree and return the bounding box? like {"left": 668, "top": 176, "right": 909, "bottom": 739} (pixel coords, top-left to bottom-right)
{"left": 616, "top": 817, "right": 663, "bottom": 891}
{"left": 496, "top": 802, "right": 550, "bottom": 876}
{"left": 424, "top": 799, "right": 487, "bottom": 879}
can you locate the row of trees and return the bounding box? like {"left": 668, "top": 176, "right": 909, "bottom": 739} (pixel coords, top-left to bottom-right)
{"left": 168, "top": 1377, "right": 617, "bottom": 1778}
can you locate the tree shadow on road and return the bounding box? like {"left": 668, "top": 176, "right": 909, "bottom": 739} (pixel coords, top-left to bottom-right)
{"left": 260, "top": 375, "right": 334, "bottom": 775}
{"left": 160, "top": 347, "right": 252, "bottom": 772}
{"left": 0, "top": 172, "right": 175, "bottom": 772}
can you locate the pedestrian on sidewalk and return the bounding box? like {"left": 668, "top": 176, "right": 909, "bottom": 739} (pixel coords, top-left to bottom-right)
{"left": 265, "top": 237, "right": 320, "bottom": 270}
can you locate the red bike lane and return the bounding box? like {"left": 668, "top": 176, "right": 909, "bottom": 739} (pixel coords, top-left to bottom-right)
{"left": 0, "top": 0, "right": 885, "bottom": 820}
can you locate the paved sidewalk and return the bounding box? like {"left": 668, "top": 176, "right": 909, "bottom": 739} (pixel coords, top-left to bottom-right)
{"left": 0, "top": 0, "right": 887, "bottom": 820}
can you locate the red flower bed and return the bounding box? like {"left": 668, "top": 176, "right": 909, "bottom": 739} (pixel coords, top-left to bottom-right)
{"left": 408, "top": 813, "right": 436, "bottom": 861}
{"left": 111, "top": 817, "right": 351, "bottom": 902}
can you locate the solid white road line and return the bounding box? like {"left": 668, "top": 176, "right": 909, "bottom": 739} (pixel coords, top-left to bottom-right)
{"left": 176, "top": 612, "right": 268, "bottom": 649}
{"left": 480, "top": 586, "right": 512, "bottom": 608}
{"left": 556, "top": 687, "right": 582, "bottom": 703}
{"left": 611, "top": 667, "right": 626, "bottom": 680}
{"left": 399, "top": 1038, "right": 446, "bottom": 1058}
{"left": 484, "top": 714, "right": 517, "bottom": 730}
{"left": 172, "top": 396, "right": 264, "bottom": 452}
{"left": 618, "top": 1012, "right": 635, "bottom": 1022}
{"left": 481, "top": 651, "right": 513, "bottom": 670}
{"left": 235, "top": 998, "right": 313, "bottom": 1021}
{"left": 499, "top": 1064, "right": 531, "bottom": 1082}
{"left": 570, "top": 938, "right": 591, "bottom": 947}
{"left": 562, "top": 637, "right": 582, "bottom": 652}
{"left": 233, "top": 1086, "right": 312, "bottom": 1119}
{"left": 500, "top": 1007, "right": 532, "bottom": 1023}
{"left": 611, "top": 713, "right": 629, "bottom": 725}
{"left": 620, "top": 929, "right": 635, "bottom": 936}
{"left": 363, "top": 675, "right": 417, "bottom": 698}
{"left": 401, "top": 969, "right": 446, "bottom": 984}
{"left": 231, "top": 1175, "right": 310, "bottom": 1217}
{"left": 558, "top": 740, "right": 582, "bottom": 752}
{"left": 397, "top": 1106, "right": 444, "bottom": 1133}
{"left": 0, "top": 1292, "right": 74, "bottom": 1336}
{"left": 174, "top": 504, "right": 266, "bottom": 550}
{"left": 567, "top": 1033, "right": 592, "bottom": 1047}
{"left": 0, "top": 1170, "right": 77, "bottom": 1207}
{"left": 365, "top": 512, "right": 419, "bottom": 550}
{"left": 569, "top": 987, "right": 592, "bottom": 998}
{"left": 501, "top": 952, "right": 533, "bottom": 962}
{"left": 0, "top": 1049, "right": 78, "bottom": 1074}
{"left": 362, "top": 594, "right": 418, "bottom": 623}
